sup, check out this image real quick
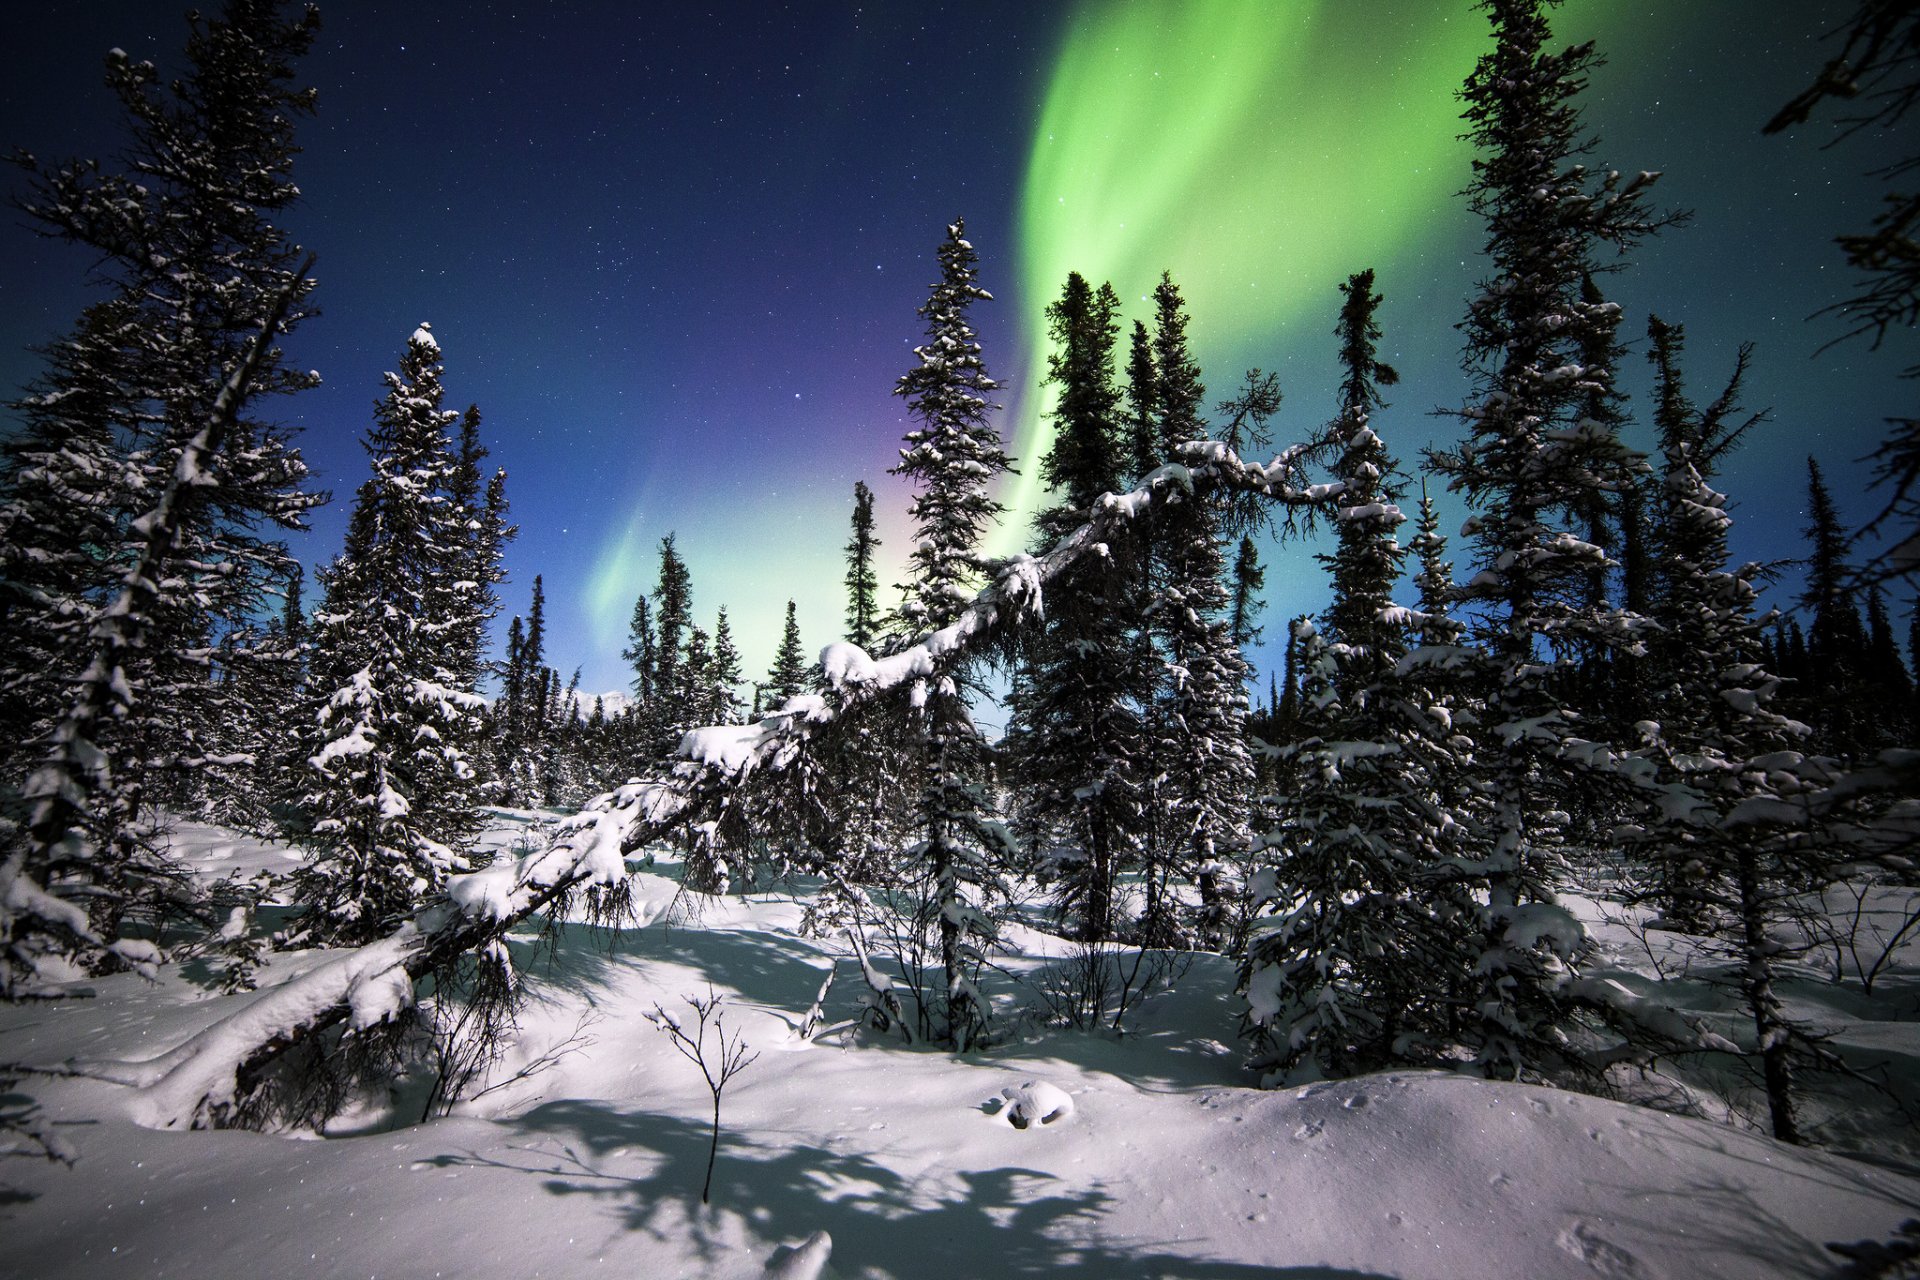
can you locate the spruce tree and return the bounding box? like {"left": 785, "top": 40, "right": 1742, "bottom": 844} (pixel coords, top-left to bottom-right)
{"left": 709, "top": 608, "right": 745, "bottom": 727}
{"left": 1425, "top": 0, "right": 1671, "bottom": 1079}
{"left": 844, "top": 482, "right": 882, "bottom": 653}
{"left": 447, "top": 406, "right": 513, "bottom": 694}
{"left": 887, "top": 218, "right": 1014, "bottom": 1048}
{"left": 648, "top": 535, "right": 695, "bottom": 758}
{"left": 1801, "top": 457, "right": 1872, "bottom": 757}
{"left": 1009, "top": 272, "right": 1152, "bottom": 944}
{"left": 1630, "top": 315, "right": 1817, "bottom": 1141}
{"left": 0, "top": 300, "right": 147, "bottom": 777}
{"left": 3, "top": 0, "right": 325, "bottom": 978}
{"left": 1143, "top": 273, "right": 1252, "bottom": 948}
{"left": 1229, "top": 537, "right": 1267, "bottom": 651}
{"left": 766, "top": 601, "right": 811, "bottom": 708}
{"left": 1124, "top": 319, "right": 1160, "bottom": 481}
{"left": 15, "top": 1, "right": 326, "bottom": 811}
{"left": 1244, "top": 271, "right": 1473, "bottom": 1076}
{"left": 624, "top": 594, "right": 657, "bottom": 707}
{"left": 296, "top": 326, "right": 486, "bottom": 946}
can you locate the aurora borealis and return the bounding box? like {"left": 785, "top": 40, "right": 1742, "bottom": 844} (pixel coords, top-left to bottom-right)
{"left": 1003, "top": 1, "right": 1488, "bottom": 546}
{"left": 2, "top": 1, "right": 1908, "bottom": 703}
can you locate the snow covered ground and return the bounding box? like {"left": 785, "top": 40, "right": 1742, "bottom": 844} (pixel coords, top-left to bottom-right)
{"left": 3, "top": 816, "right": 1918, "bottom": 1279}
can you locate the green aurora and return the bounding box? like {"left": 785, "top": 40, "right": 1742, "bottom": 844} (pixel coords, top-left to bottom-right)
{"left": 999, "top": 0, "right": 1627, "bottom": 552}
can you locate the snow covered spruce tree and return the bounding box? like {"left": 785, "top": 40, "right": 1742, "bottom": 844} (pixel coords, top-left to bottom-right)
{"left": 1009, "top": 271, "right": 1153, "bottom": 942}
{"left": 1140, "top": 274, "right": 1254, "bottom": 948}
{"left": 765, "top": 601, "right": 812, "bottom": 708}
{"left": 448, "top": 406, "right": 514, "bottom": 702}
{"left": 844, "top": 481, "right": 883, "bottom": 654}
{"left": 1424, "top": 0, "right": 1674, "bottom": 1079}
{"left": 795, "top": 481, "right": 910, "bottom": 892}
{"left": 1243, "top": 271, "right": 1474, "bottom": 1078}
{"left": 884, "top": 218, "right": 1016, "bottom": 1049}
{"left": 496, "top": 575, "right": 555, "bottom": 802}
{"left": 0, "top": 300, "right": 149, "bottom": 781}
{"left": 1627, "top": 317, "right": 1828, "bottom": 1142}
{"left": 3, "top": 1, "right": 325, "bottom": 985}
{"left": 1799, "top": 458, "right": 1877, "bottom": 759}
{"left": 294, "top": 326, "right": 490, "bottom": 947}
{"left": 641, "top": 534, "right": 695, "bottom": 760}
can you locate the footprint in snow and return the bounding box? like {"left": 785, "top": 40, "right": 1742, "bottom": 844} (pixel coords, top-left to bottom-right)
{"left": 1343, "top": 1093, "right": 1369, "bottom": 1110}
{"left": 1556, "top": 1220, "right": 1644, "bottom": 1279}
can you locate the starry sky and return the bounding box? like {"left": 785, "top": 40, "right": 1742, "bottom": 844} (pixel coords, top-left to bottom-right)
{"left": 2, "top": 1, "right": 1910, "bottom": 708}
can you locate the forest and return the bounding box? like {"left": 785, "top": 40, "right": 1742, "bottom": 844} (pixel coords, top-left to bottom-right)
{"left": 4, "top": 1, "right": 1920, "bottom": 1277}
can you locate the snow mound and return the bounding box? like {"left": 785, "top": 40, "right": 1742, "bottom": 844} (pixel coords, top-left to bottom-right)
{"left": 1002, "top": 1078, "right": 1075, "bottom": 1128}
{"left": 763, "top": 1230, "right": 832, "bottom": 1279}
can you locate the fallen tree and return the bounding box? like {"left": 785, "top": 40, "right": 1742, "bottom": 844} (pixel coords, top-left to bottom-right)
{"left": 66, "top": 436, "right": 1334, "bottom": 1128}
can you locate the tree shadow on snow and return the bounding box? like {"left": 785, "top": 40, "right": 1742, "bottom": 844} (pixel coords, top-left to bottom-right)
{"left": 1577, "top": 1107, "right": 1920, "bottom": 1278}
{"left": 501, "top": 911, "right": 837, "bottom": 1018}
{"left": 427, "top": 1097, "right": 1388, "bottom": 1279}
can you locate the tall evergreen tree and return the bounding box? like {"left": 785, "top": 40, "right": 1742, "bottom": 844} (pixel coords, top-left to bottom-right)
{"left": 1143, "top": 273, "right": 1252, "bottom": 948}
{"left": 17, "top": 2, "right": 326, "bottom": 809}
{"left": 1244, "top": 270, "right": 1475, "bottom": 1076}
{"left": 623, "top": 594, "right": 657, "bottom": 707}
{"left": 766, "top": 601, "right": 811, "bottom": 708}
{"left": 3, "top": 0, "right": 325, "bottom": 979}
{"left": 1124, "top": 319, "right": 1160, "bottom": 481}
{"left": 709, "top": 608, "right": 745, "bottom": 727}
{"left": 0, "top": 300, "right": 147, "bottom": 776}
{"left": 886, "top": 218, "right": 1014, "bottom": 1048}
{"left": 1801, "top": 457, "right": 1873, "bottom": 757}
{"left": 447, "top": 406, "right": 513, "bottom": 693}
{"left": 1630, "top": 314, "right": 1817, "bottom": 1141}
{"left": 1229, "top": 537, "right": 1267, "bottom": 651}
{"left": 296, "top": 326, "right": 486, "bottom": 946}
{"left": 1425, "top": 0, "right": 1671, "bottom": 1079}
{"left": 844, "top": 481, "right": 882, "bottom": 653}
{"left": 1010, "top": 270, "right": 1150, "bottom": 943}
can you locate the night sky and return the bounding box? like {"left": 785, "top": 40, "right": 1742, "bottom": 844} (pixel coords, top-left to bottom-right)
{"left": 2, "top": 1, "right": 1908, "bottom": 709}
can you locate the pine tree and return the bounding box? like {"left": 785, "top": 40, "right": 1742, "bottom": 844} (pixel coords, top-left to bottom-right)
{"left": 648, "top": 535, "right": 695, "bottom": 758}
{"left": 623, "top": 594, "right": 657, "bottom": 707}
{"left": 890, "top": 220, "right": 1013, "bottom": 634}
{"left": 295, "top": 326, "right": 486, "bottom": 946}
{"left": 1229, "top": 537, "right": 1267, "bottom": 651}
{"left": 1124, "top": 319, "right": 1160, "bottom": 481}
{"left": 1630, "top": 314, "right": 1816, "bottom": 1141}
{"left": 523, "top": 577, "right": 549, "bottom": 702}
{"left": 15, "top": 2, "right": 326, "bottom": 811}
{"left": 3, "top": 0, "right": 325, "bottom": 978}
{"left": 1425, "top": 0, "right": 1671, "bottom": 1079}
{"left": 709, "top": 608, "right": 745, "bottom": 727}
{"left": 1244, "top": 270, "right": 1474, "bottom": 1077}
{"left": 1801, "top": 457, "right": 1872, "bottom": 757}
{"left": 497, "top": 576, "right": 557, "bottom": 803}
{"left": 447, "top": 406, "right": 513, "bottom": 693}
{"left": 0, "top": 300, "right": 147, "bottom": 777}
{"left": 766, "top": 601, "right": 811, "bottom": 708}
{"left": 887, "top": 219, "right": 1014, "bottom": 1048}
{"left": 844, "top": 482, "right": 882, "bottom": 653}
{"left": 1143, "top": 273, "right": 1252, "bottom": 948}
{"left": 1010, "top": 270, "right": 1150, "bottom": 944}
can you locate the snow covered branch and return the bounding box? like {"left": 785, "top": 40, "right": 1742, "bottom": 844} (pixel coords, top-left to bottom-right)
{"left": 77, "top": 436, "right": 1323, "bottom": 1126}
{"left": 3, "top": 261, "right": 313, "bottom": 999}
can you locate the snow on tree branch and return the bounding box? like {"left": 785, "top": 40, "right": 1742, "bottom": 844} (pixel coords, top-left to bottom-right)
{"left": 63, "top": 435, "right": 1322, "bottom": 1126}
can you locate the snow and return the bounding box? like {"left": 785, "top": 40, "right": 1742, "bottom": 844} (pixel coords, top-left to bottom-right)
{"left": 1001, "top": 1077, "right": 1076, "bottom": 1127}
{"left": 3, "top": 814, "right": 1918, "bottom": 1278}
